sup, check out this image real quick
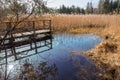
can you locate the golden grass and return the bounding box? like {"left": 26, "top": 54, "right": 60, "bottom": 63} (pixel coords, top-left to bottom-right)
{"left": 1, "top": 14, "right": 120, "bottom": 79}
{"left": 51, "top": 14, "right": 119, "bottom": 80}
{"left": 68, "top": 27, "right": 103, "bottom": 35}
{"left": 45, "top": 14, "right": 120, "bottom": 36}
{"left": 40, "top": 14, "right": 120, "bottom": 80}
{"left": 51, "top": 14, "right": 106, "bottom": 32}
{"left": 1, "top": 14, "right": 120, "bottom": 35}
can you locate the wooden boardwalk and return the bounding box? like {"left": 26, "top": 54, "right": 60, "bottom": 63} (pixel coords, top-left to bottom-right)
{"left": 0, "top": 20, "right": 53, "bottom": 61}
{"left": 0, "top": 30, "right": 50, "bottom": 38}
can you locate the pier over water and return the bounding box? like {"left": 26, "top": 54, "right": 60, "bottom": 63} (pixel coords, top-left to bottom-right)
{"left": 0, "top": 20, "right": 52, "bottom": 62}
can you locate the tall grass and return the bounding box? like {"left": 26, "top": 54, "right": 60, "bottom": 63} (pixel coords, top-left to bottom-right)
{"left": 1, "top": 14, "right": 120, "bottom": 80}
{"left": 40, "top": 14, "right": 120, "bottom": 80}
{"left": 47, "top": 14, "right": 120, "bottom": 35}
{"left": 1, "top": 14, "right": 120, "bottom": 35}
{"left": 50, "top": 14, "right": 120, "bottom": 80}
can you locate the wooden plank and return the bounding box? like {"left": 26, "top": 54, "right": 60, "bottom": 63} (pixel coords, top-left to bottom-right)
{"left": 0, "top": 35, "right": 52, "bottom": 50}
{"left": 0, "top": 48, "right": 52, "bottom": 65}
{"left": 0, "top": 42, "right": 52, "bottom": 60}
{"left": 0, "top": 20, "right": 52, "bottom": 62}
{"left": 0, "top": 30, "right": 50, "bottom": 38}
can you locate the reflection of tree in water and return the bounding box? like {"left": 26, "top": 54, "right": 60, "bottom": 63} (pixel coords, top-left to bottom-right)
{"left": 0, "top": 61, "right": 58, "bottom": 80}
{"left": 17, "top": 61, "right": 58, "bottom": 80}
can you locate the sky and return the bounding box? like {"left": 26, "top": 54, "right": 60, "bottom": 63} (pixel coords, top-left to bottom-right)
{"left": 45, "top": 0, "right": 100, "bottom": 9}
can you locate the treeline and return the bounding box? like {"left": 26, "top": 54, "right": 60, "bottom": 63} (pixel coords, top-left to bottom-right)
{"left": 56, "top": 0, "right": 120, "bottom": 14}
{"left": 57, "top": 5, "right": 85, "bottom": 14}
{"left": 0, "top": 0, "right": 120, "bottom": 17}
{"left": 98, "top": 0, "right": 120, "bottom": 14}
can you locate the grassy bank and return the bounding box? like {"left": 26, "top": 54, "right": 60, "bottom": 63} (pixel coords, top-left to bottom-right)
{"left": 50, "top": 14, "right": 120, "bottom": 80}
{"left": 1, "top": 14, "right": 120, "bottom": 80}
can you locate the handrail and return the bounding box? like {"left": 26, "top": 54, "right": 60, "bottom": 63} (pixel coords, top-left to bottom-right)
{"left": 0, "top": 20, "right": 52, "bottom": 32}
{"left": 0, "top": 20, "right": 52, "bottom": 44}
{"left": 2, "top": 20, "right": 51, "bottom": 23}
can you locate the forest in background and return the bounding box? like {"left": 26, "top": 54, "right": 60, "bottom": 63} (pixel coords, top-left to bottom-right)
{"left": 57, "top": 0, "right": 120, "bottom": 14}
{"left": 0, "top": 0, "right": 120, "bottom": 18}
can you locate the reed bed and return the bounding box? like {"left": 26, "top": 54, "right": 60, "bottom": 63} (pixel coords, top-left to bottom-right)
{"left": 1, "top": 14, "right": 120, "bottom": 35}
{"left": 1, "top": 14, "right": 120, "bottom": 80}
{"left": 48, "top": 14, "right": 120, "bottom": 35}
{"left": 46, "top": 14, "right": 120, "bottom": 80}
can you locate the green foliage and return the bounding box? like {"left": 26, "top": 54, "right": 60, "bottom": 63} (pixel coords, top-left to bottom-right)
{"left": 98, "top": 0, "right": 120, "bottom": 14}
{"left": 58, "top": 5, "right": 85, "bottom": 14}
{"left": 86, "top": 2, "right": 93, "bottom": 14}
{"left": 57, "top": 0, "right": 120, "bottom": 14}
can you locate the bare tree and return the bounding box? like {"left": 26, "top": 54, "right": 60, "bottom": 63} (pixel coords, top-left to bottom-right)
{"left": 0, "top": 0, "right": 47, "bottom": 80}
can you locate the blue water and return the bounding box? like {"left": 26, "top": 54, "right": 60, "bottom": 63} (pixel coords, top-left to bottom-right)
{"left": 2, "top": 34, "right": 102, "bottom": 80}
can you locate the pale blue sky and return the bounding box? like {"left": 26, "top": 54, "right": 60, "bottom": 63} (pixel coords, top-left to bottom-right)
{"left": 45, "top": 0, "right": 99, "bottom": 9}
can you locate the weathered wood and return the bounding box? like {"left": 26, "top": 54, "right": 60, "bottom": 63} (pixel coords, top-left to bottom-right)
{"left": 0, "top": 20, "right": 52, "bottom": 61}
{"left": 0, "top": 30, "right": 50, "bottom": 39}
{"left": 0, "top": 33, "right": 51, "bottom": 50}
{"left": 0, "top": 42, "right": 52, "bottom": 60}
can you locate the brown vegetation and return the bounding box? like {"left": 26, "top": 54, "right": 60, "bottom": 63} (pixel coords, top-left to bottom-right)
{"left": 1, "top": 14, "right": 120, "bottom": 80}
{"left": 48, "top": 14, "right": 120, "bottom": 80}
{"left": 84, "top": 34, "right": 120, "bottom": 80}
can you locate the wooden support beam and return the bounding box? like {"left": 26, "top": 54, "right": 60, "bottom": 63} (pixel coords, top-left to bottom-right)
{"left": 30, "top": 43, "right": 32, "bottom": 49}
{"left": 0, "top": 20, "right": 53, "bottom": 61}
{"left": 43, "top": 20, "right": 45, "bottom": 29}
{"left": 33, "top": 21, "right": 38, "bottom": 53}
{"left": 49, "top": 20, "right": 53, "bottom": 49}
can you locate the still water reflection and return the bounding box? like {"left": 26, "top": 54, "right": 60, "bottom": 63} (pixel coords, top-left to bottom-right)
{"left": 0, "top": 34, "right": 102, "bottom": 80}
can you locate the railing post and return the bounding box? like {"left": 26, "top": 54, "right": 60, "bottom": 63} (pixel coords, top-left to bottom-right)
{"left": 8, "top": 22, "right": 17, "bottom": 60}
{"left": 32, "top": 21, "right": 38, "bottom": 53}
{"left": 43, "top": 20, "right": 45, "bottom": 29}
{"left": 49, "top": 20, "right": 52, "bottom": 49}
{"left": 4, "top": 45, "right": 8, "bottom": 80}
{"left": 33, "top": 21, "right": 35, "bottom": 35}
{"left": 49, "top": 20, "right": 52, "bottom": 31}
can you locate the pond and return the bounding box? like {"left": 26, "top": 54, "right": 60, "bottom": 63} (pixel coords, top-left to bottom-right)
{"left": 0, "top": 33, "right": 102, "bottom": 80}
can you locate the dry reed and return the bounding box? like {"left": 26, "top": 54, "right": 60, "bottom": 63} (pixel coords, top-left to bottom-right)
{"left": 1, "top": 14, "right": 120, "bottom": 80}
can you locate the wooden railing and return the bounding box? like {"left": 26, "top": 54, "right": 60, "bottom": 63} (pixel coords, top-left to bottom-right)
{"left": 0, "top": 20, "right": 53, "bottom": 61}
{"left": 0, "top": 20, "right": 52, "bottom": 44}
{"left": 0, "top": 20, "right": 51, "bottom": 33}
